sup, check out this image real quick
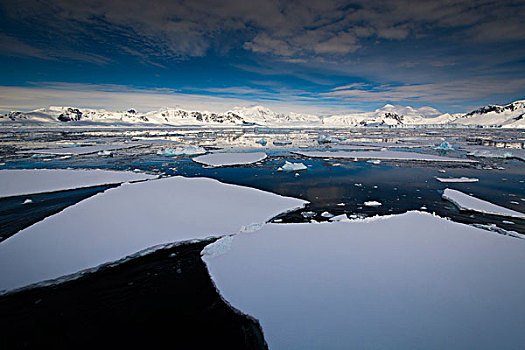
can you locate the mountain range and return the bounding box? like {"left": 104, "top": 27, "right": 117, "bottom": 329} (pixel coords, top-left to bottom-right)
{"left": 1, "top": 100, "right": 524, "bottom": 128}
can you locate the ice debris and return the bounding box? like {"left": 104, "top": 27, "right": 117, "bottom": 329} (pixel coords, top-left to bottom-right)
{"left": 321, "top": 211, "right": 334, "bottom": 218}
{"left": 255, "top": 138, "right": 267, "bottom": 146}
{"left": 434, "top": 141, "right": 454, "bottom": 150}
{"left": 278, "top": 161, "right": 307, "bottom": 172}
{"left": 201, "top": 235, "right": 234, "bottom": 258}
{"left": 157, "top": 145, "right": 206, "bottom": 156}
{"left": 364, "top": 201, "right": 382, "bottom": 207}
{"left": 435, "top": 177, "right": 479, "bottom": 183}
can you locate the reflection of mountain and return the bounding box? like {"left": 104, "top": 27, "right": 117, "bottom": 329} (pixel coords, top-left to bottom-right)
{"left": 2, "top": 100, "right": 525, "bottom": 128}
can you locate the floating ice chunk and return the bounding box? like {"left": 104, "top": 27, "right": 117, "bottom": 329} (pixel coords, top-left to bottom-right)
{"left": 0, "top": 169, "right": 157, "bottom": 198}
{"left": 435, "top": 177, "right": 479, "bottom": 183}
{"left": 367, "top": 159, "right": 381, "bottom": 165}
{"left": 443, "top": 188, "right": 525, "bottom": 218}
{"left": 321, "top": 211, "right": 334, "bottom": 218}
{"left": 255, "top": 138, "right": 267, "bottom": 146}
{"left": 295, "top": 150, "right": 476, "bottom": 163}
{"left": 203, "top": 211, "right": 525, "bottom": 350}
{"left": 193, "top": 152, "right": 267, "bottom": 167}
{"left": 201, "top": 235, "right": 234, "bottom": 258}
{"left": 329, "top": 214, "right": 351, "bottom": 222}
{"left": 31, "top": 154, "right": 56, "bottom": 159}
{"left": 157, "top": 145, "right": 206, "bottom": 156}
{"left": 97, "top": 150, "right": 112, "bottom": 156}
{"left": 317, "top": 135, "right": 340, "bottom": 144}
{"left": 467, "top": 150, "right": 514, "bottom": 159}
{"left": 434, "top": 141, "right": 454, "bottom": 150}
{"left": 301, "top": 211, "right": 316, "bottom": 218}
{"left": 22, "top": 199, "right": 32, "bottom": 204}
{"left": 364, "top": 200, "right": 382, "bottom": 207}
{"left": 278, "top": 161, "right": 307, "bottom": 172}
{"left": 0, "top": 176, "right": 306, "bottom": 292}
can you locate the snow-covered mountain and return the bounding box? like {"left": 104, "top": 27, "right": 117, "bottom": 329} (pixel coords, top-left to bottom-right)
{"left": 1, "top": 100, "right": 524, "bottom": 128}
{"left": 453, "top": 100, "right": 525, "bottom": 128}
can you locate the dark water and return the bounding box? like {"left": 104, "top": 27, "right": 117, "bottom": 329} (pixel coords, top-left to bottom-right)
{"left": 0, "top": 240, "right": 267, "bottom": 350}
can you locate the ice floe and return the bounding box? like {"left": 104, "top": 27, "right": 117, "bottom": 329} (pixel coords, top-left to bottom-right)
{"left": 277, "top": 161, "right": 307, "bottom": 172}
{"left": 203, "top": 211, "right": 525, "bottom": 350}
{"left": 18, "top": 144, "right": 134, "bottom": 155}
{"left": 0, "top": 169, "right": 156, "bottom": 198}
{"left": 435, "top": 177, "right": 479, "bottom": 183}
{"left": 443, "top": 188, "right": 525, "bottom": 218}
{"left": 364, "top": 200, "right": 382, "bottom": 206}
{"left": 156, "top": 145, "right": 206, "bottom": 156}
{"left": 294, "top": 150, "right": 477, "bottom": 162}
{"left": 0, "top": 176, "right": 306, "bottom": 292}
{"left": 192, "top": 152, "right": 267, "bottom": 167}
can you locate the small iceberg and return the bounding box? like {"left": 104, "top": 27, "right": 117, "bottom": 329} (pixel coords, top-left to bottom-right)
{"left": 364, "top": 201, "right": 382, "bottom": 207}
{"left": 97, "top": 150, "right": 113, "bottom": 157}
{"left": 278, "top": 161, "right": 307, "bottom": 172}
{"left": 157, "top": 145, "right": 206, "bottom": 156}
{"left": 255, "top": 138, "right": 267, "bottom": 146}
{"left": 435, "top": 177, "right": 479, "bottom": 183}
{"left": 367, "top": 159, "right": 381, "bottom": 165}
{"left": 434, "top": 141, "right": 454, "bottom": 150}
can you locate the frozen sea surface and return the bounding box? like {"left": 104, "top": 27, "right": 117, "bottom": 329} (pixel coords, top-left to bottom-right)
{"left": 204, "top": 211, "right": 525, "bottom": 350}
{"left": 193, "top": 152, "right": 267, "bottom": 167}
{"left": 0, "top": 169, "right": 156, "bottom": 198}
{"left": 0, "top": 176, "right": 306, "bottom": 292}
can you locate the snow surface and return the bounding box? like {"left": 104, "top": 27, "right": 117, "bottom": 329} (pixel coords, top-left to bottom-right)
{"left": 295, "top": 150, "right": 476, "bottom": 162}
{"left": 435, "top": 177, "right": 479, "bottom": 183}
{"left": 0, "top": 176, "right": 306, "bottom": 292}
{"left": 203, "top": 211, "right": 525, "bottom": 350}
{"left": 18, "top": 145, "right": 134, "bottom": 155}
{"left": 443, "top": 189, "right": 525, "bottom": 218}
{"left": 0, "top": 169, "right": 156, "bottom": 198}
{"left": 192, "top": 152, "right": 267, "bottom": 167}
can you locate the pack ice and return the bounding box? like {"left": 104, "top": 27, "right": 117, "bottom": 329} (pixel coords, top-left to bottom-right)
{"left": 443, "top": 188, "right": 525, "bottom": 218}
{"left": 0, "top": 169, "right": 157, "bottom": 198}
{"left": 203, "top": 211, "right": 525, "bottom": 350}
{"left": 193, "top": 152, "right": 267, "bottom": 167}
{"left": 0, "top": 176, "right": 306, "bottom": 292}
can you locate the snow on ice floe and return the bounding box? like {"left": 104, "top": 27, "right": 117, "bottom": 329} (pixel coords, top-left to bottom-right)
{"left": 203, "top": 211, "right": 525, "bottom": 350}
{"left": 277, "top": 161, "right": 307, "bottom": 172}
{"left": 467, "top": 149, "right": 525, "bottom": 161}
{"left": 443, "top": 188, "right": 525, "bottom": 218}
{"left": 435, "top": 177, "right": 479, "bottom": 183}
{"left": 18, "top": 144, "right": 135, "bottom": 155}
{"left": 192, "top": 152, "right": 267, "bottom": 167}
{"left": 294, "top": 150, "right": 477, "bottom": 162}
{"left": 0, "top": 176, "right": 306, "bottom": 292}
{"left": 156, "top": 145, "right": 206, "bottom": 156}
{"left": 0, "top": 169, "right": 157, "bottom": 198}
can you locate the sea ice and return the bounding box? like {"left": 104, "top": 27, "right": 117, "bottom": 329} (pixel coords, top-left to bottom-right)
{"left": 364, "top": 200, "right": 382, "bottom": 206}
{"left": 192, "top": 152, "right": 267, "bottom": 167}
{"left": 255, "top": 138, "right": 267, "bottom": 146}
{"left": 434, "top": 141, "right": 454, "bottom": 150}
{"left": 203, "top": 211, "right": 525, "bottom": 350}
{"left": 442, "top": 188, "right": 525, "bottom": 218}
{"left": 435, "top": 177, "right": 479, "bottom": 183}
{"left": 0, "top": 169, "right": 157, "bottom": 198}
{"left": 156, "top": 145, "right": 206, "bottom": 156}
{"left": 277, "top": 161, "right": 307, "bottom": 172}
{"left": 18, "top": 145, "right": 134, "bottom": 156}
{"left": 295, "top": 150, "right": 477, "bottom": 162}
{"left": 0, "top": 176, "right": 306, "bottom": 292}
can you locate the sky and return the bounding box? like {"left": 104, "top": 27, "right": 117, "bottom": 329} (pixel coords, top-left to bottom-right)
{"left": 0, "top": 0, "right": 524, "bottom": 115}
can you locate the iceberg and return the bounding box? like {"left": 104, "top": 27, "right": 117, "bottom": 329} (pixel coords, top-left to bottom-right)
{"left": 277, "top": 161, "right": 307, "bottom": 172}
{"left": 255, "top": 138, "right": 267, "bottom": 146}
{"left": 434, "top": 141, "right": 454, "bottom": 150}
{"left": 203, "top": 211, "right": 525, "bottom": 350}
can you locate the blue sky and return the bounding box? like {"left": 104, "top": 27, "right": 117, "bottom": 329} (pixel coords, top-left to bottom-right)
{"left": 0, "top": 0, "right": 524, "bottom": 114}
